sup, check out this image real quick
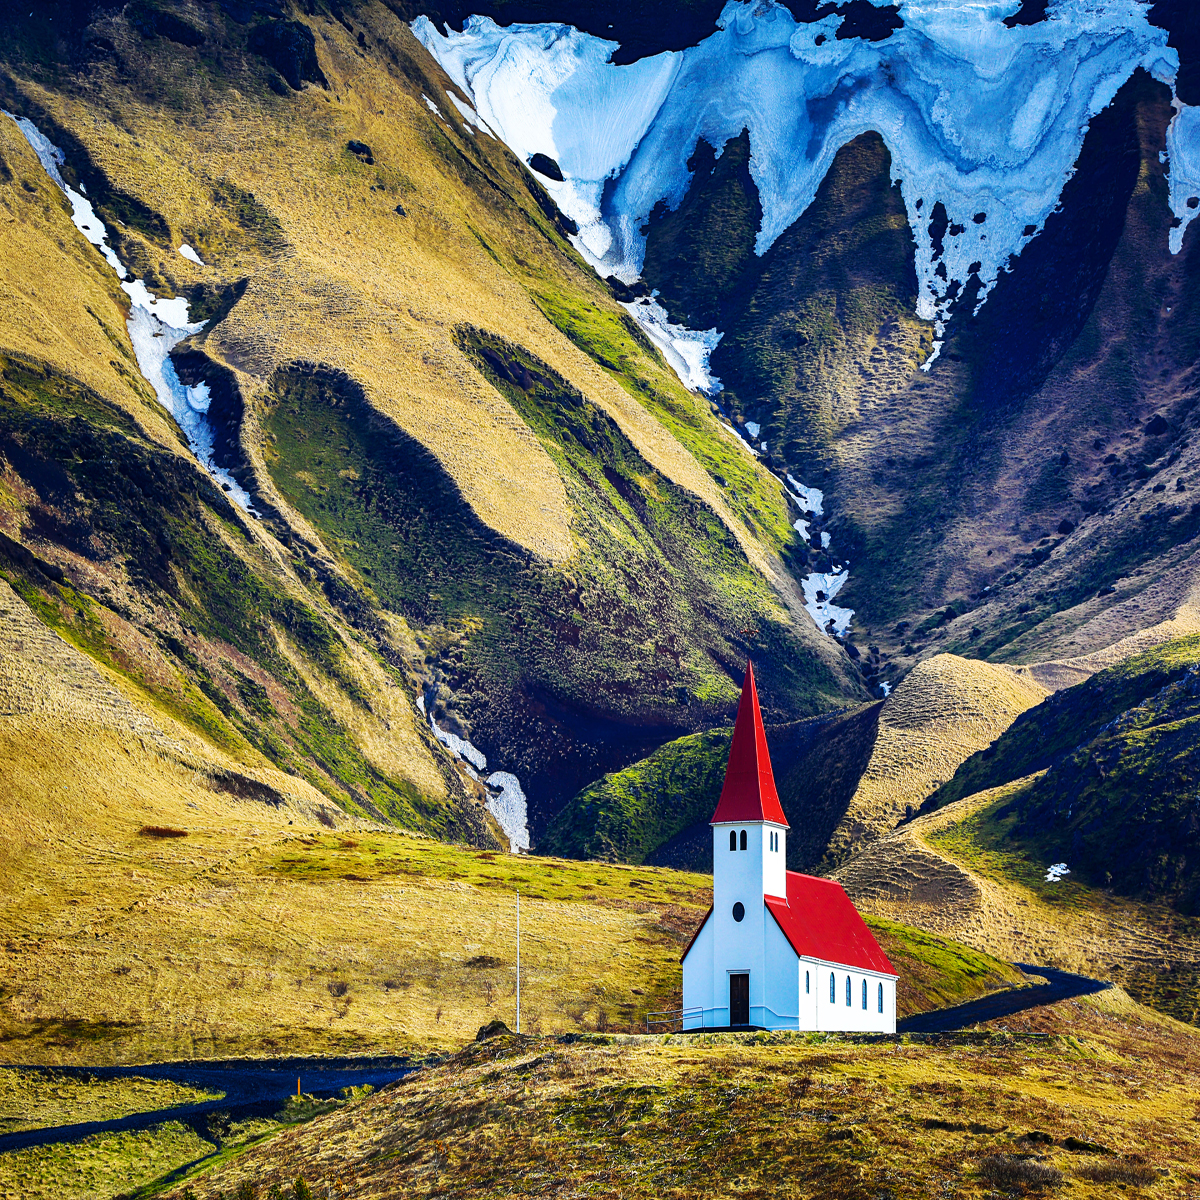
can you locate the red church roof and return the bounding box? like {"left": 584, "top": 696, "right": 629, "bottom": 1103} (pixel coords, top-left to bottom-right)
{"left": 765, "top": 872, "right": 897, "bottom": 976}
{"left": 709, "top": 660, "right": 789, "bottom": 827}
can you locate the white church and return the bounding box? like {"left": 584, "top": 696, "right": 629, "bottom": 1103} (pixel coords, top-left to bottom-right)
{"left": 682, "top": 662, "right": 898, "bottom": 1032}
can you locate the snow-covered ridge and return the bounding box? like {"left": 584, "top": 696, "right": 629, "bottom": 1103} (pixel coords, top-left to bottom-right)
{"left": 414, "top": 0, "right": 1189, "bottom": 362}
{"left": 6, "top": 114, "right": 256, "bottom": 513}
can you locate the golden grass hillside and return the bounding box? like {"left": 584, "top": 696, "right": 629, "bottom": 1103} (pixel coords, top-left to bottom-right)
{"left": 3, "top": 3, "right": 819, "bottom": 601}
{"left": 834, "top": 781, "right": 1200, "bottom": 1023}
{"left": 0, "top": 0, "right": 861, "bottom": 848}
{"left": 0, "top": 567, "right": 1024, "bottom": 1066}
{"left": 162, "top": 998, "right": 1200, "bottom": 1200}
{"left": 821, "top": 654, "right": 1046, "bottom": 866}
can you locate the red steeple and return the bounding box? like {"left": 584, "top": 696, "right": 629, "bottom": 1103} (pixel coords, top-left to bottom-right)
{"left": 709, "top": 661, "right": 789, "bottom": 827}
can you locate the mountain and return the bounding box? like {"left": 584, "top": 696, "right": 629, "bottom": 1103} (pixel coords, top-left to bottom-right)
{"left": 924, "top": 634, "right": 1200, "bottom": 915}
{"left": 0, "top": 0, "right": 861, "bottom": 860}
{"left": 3, "top": 0, "right": 1200, "bottom": 1033}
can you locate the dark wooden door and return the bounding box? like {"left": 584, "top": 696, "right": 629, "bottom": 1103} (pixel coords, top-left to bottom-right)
{"left": 729, "top": 973, "right": 749, "bottom": 1026}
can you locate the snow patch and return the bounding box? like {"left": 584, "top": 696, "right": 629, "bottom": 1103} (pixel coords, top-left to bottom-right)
{"left": 744, "top": 421, "right": 760, "bottom": 438}
{"left": 786, "top": 476, "right": 824, "bottom": 517}
{"left": 429, "top": 718, "right": 488, "bottom": 771}
{"left": 619, "top": 297, "right": 722, "bottom": 394}
{"left": 416, "top": 693, "right": 531, "bottom": 852}
{"left": 801, "top": 568, "right": 853, "bottom": 637}
{"left": 485, "top": 772, "right": 531, "bottom": 853}
{"left": 6, "top": 113, "right": 127, "bottom": 278}
{"left": 422, "top": 94, "right": 446, "bottom": 120}
{"left": 793, "top": 518, "right": 810, "bottom": 540}
{"left": 1045, "top": 862, "right": 1070, "bottom": 883}
{"left": 1167, "top": 101, "right": 1200, "bottom": 254}
{"left": 6, "top": 114, "right": 256, "bottom": 513}
{"left": 178, "top": 243, "right": 205, "bottom": 266}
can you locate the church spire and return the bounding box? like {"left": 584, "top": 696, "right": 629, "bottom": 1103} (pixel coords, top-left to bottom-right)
{"left": 709, "top": 660, "right": 789, "bottom": 827}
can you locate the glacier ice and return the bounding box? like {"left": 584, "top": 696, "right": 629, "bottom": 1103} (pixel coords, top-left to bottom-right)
{"left": 1167, "top": 102, "right": 1200, "bottom": 254}
{"left": 6, "top": 114, "right": 256, "bottom": 514}
{"left": 413, "top": 0, "right": 1191, "bottom": 646}
{"left": 414, "top": 1, "right": 1180, "bottom": 342}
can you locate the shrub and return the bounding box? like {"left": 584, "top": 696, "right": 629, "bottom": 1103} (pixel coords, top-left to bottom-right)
{"left": 979, "top": 1155, "right": 1063, "bottom": 1188}
{"left": 1075, "top": 1160, "right": 1158, "bottom": 1186}
{"left": 293, "top": 1180, "right": 315, "bottom": 1200}
{"left": 138, "top": 825, "right": 188, "bottom": 838}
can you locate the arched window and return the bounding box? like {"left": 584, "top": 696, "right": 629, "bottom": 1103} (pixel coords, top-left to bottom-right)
{"left": 862, "top": 979, "right": 868, "bottom": 1009}
{"left": 830, "top": 973, "right": 836, "bottom": 1003}
{"left": 805, "top": 970, "right": 810, "bottom": 994}
{"left": 739, "top": 829, "right": 747, "bottom": 851}
{"left": 845, "top": 975, "right": 851, "bottom": 1006}
{"left": 729, "top": 830, "right": 736, "bottom": 852}
{"left": 878, "top": 982, "right": 884, "bottom": 1013}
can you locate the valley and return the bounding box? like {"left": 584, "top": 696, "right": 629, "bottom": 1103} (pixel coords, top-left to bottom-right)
{"left": 2, "top": 0, "right": 1200, "bottom": 1195}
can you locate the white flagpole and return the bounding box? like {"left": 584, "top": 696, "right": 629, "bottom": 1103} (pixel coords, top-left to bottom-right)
{"left": 516, "top": 890, "right": 521, "bottom": 1034}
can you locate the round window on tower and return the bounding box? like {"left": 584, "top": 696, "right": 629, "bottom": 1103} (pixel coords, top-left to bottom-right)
{"left": 732, "top": 902, "right": 745, "bottom": 922}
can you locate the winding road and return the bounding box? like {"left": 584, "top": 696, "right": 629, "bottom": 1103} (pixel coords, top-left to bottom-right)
{"left": 0, "top": 1055, "right": 414, "bottom": 1155}
{"left": 897, "top": 964, "right": 1113, "bottom": 1034}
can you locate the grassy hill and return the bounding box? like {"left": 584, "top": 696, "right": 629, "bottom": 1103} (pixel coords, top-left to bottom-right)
{"left": 106, "top": 996, "right": 1200, "bottom": 1199}
{"left": 925, "top": 635, "right": 1200, "bottom": 914}
{"left": 542, "top": 653, "right": 1047, "bottom": 874}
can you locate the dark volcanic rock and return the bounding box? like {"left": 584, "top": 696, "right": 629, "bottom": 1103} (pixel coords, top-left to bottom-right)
{"left": 126, "top": 2, "right": 205, "bottom": 46}
{"left": 528, "top": 152, "right": 564, "bottom": 181}
{"left": 248, "top": 20, "right": 328, "bottom": 91}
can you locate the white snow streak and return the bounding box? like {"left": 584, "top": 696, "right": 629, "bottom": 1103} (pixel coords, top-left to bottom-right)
{"left": 1045, "top": 862, "right": 1071, "bottom": 882}
{"left": 6, "top": 114, "right": 256, "bottom": 513}
{"left": 619, "top": 297, "right": 722, "bottom": 394}
{"left": 178, "top": 243, "right": 205, "bottom": 266}
{"left": 416, "top": 693, "right": 531, "bottom": 852}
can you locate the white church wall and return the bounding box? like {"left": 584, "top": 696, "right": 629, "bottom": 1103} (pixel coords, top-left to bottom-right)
{"left": 762, "top": 908, "right": 800, "bottom": 1030}
{"left": 811, "top": 961, "right": 897, "bottom": 1033}
{"left": 709, "top": 822, "right": 767, "bottom": 1027}
{"left": 681, "top": 915, "right": 714, "bottom": 1030}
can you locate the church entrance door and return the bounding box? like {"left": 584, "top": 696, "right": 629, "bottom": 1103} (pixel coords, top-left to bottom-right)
{"left": 729, "top": 973, "right": 749, "bottom": 1026}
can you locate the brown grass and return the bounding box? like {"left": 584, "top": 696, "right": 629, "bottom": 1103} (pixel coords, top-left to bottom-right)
{"left": 824, "top": 653, "right": 1046, "bottom": 864}
{"left": 157, "top": 994, "right": 1200, "bottom": 1200}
